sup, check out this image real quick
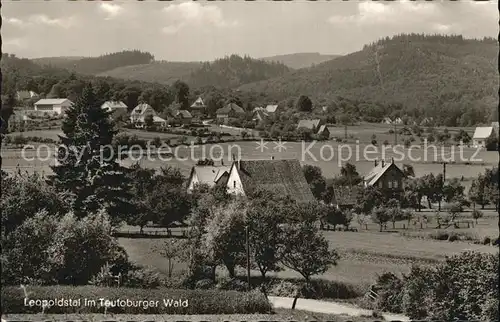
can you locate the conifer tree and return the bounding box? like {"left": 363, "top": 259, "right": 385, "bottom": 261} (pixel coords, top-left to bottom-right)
{"left": 50, "top": 83, "right": 133, "bottom": 225}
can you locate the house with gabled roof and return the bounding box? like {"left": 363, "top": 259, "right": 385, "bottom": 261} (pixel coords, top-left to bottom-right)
{"left": 265, "top": 104, "right": 279, "bottom": 113}
{"left": 34, "top": 98, "right": 73, "bottom": 115}
{"left": 226, "top": 159, "right": 315, "bottom": 203}
{"left": 190, "top": 97, "right": 206, "bottom": 117}
{"left": 317, "top": 125, "right": 331, "bottom": 138}
{"left": 187, "top": 164, "right": 231, "bottom": 192}
{"left": 381, "top": 117, "right": 392, "bottom": 124}
{"left": 216, "top": 103, "right": 245, "bottom": 122}
{"left": 130, "top": 103, "right": 167, "bottom": 128}
{"left": 363, "top": 159, "right": 405, "bottom": 199}
{"left": 472, "top": 126, "right": 495, "bottom": 148}
{"left": 297, "top": 119, "right": 323, "bottom": 132}
{"left": 101, "top": 100, "right": 128, "bottom": 112}
{"left": 175, "top": 110, "right": 193, "bottom": 125}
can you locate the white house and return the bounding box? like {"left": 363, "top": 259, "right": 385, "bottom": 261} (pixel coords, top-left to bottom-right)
{"left": 472, "top": 127, "right": 495, "bottom": 148}
{"left": 101, "top": 100, "right": 128, "bottom": 112}
{"left": 186, "top": 165, "right": 231, "bottom": 192}
{"left": 34, "top": 98, "right": 73, "bottom": 115}
{"left": 130, "top": 103, "right": 166, "bottom": 128}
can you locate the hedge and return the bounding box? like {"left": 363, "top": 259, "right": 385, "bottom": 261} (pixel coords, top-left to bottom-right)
{"left": 1, "top": 286, "right": 271, "bottom": 314}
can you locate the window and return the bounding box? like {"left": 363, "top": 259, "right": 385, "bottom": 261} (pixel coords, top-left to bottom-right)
{"left": 233, "top": 181, "right": 236, "bottom": 188}
{"left": 393, "top": 180, "right": 398, "bottom": 189}
{"left": 388, "top": 181, "right": 392, "bottom": 188}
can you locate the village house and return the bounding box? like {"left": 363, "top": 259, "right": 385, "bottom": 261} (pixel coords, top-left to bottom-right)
{"left": 297, "top": 119, "right": 323, "bottom": 132}
{"left": 472, "top": 126, "right": 496, "bottom": 148}
{"left": 265, "top": 104, "right": 279, "bottom": 113}
{"left": 216, "top": 103, "right": 245, "bottom": 122}
{"left": 190, "top": 97, "right": 206, "bottom": 118}
{"left": 317, "top": 125, "right": 331, "bottom": 138}
{"left": 34, "top": 98, "right": 73, "bottom": 115}
{"left": 226, "top": 159, "right": 315, "bottom": 203}
{"left": 381, "top": 117, "right": 393, "bottom": 124}
{"left": 186, "top": 164, "right": 231, "bottom": 192}
{"left": 363, "top": 159, "right": 405, "bottom": 200}
{"left": 175, "top": 110, "right": 193, "bottom": 125}
{"left": 130, "top": 103, "right": 167, "bottom": 128}
{"left": 101, "top": 100, "right": 128, "bottom": 112}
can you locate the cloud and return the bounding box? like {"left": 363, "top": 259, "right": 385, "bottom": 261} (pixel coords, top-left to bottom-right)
{"left": 99, "top": 3, "right": 124, "bottom": 20}
{"left": 3, "top": 38, "right": 26, "bottom": 48}
{"left": 161, "top": 2, "right": 238, "bottom": 34}
{"left": 28, "top": 14, "right": 77, "bottom": 28}
{"left": 4, "top": 17, "right": 26, "bottom": 28}
{"left": 328, "top": 0, "right": 439, "bottom": 26}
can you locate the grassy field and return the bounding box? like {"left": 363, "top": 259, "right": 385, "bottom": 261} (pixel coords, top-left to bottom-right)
{"left": 1, "top": 310, "right": 375, "bottom": 322}
{"left": 118, "top": 212, "right": 498, "bottom": 289}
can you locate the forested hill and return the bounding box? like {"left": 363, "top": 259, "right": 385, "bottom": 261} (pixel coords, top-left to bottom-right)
{"left": 239, "top": 34, "right": 498, "bottom": 126}
{"left": 32, "top": 50, "right": 154, "bottom": 75}
{"left": 185, "top": 55, "right": 291, "bottom": 88}
{"left": 260, "top": 52, "right": 341, "bottom": 69}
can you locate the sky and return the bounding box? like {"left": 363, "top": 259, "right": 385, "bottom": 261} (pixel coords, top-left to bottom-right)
{"left": 2, "top": 0, "right": 497, "bottom": 62}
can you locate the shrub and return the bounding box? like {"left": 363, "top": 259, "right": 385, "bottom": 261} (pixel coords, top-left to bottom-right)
{"left": 373, "top": 272, "right": 404, "bottom": 313}
{"left": 269, "top": 280, "right": 298, "bottom": 297}
{"left": 122, "top": 266, "right": 164, "bottom": 289}
{"left": 195, "top": 279, "right": 215, "bottom": 290}
{"left": 216, "top": 277, "right": 249, "bottom": 292}
{"left": 447, "top": 234, "right": 458, "bottom": 242}
{"left": 1, "top": 286, "right": 272, "bottom": 314}
{"left": 482, "top": 236, "right": 491, "bottom": 245}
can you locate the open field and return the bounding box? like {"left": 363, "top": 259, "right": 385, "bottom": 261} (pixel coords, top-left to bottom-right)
{"left": 1, "top": 310, "right": 375, "bottom": 322}
{"left": 2, "top": 137, "right": 496, "bottom": 182}
{"left": 118, "top": 212, "right": 498, "bottom": 289}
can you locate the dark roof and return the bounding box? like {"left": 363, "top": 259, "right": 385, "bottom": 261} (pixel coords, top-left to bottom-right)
{"left": 364, "top": 161, "right": 404, "bottom": 186}
{"left": 217, "top": 103, "right": 245, "bottom": 115}
{"left": 235, "top": 159, "right": 315, "bottom": 203}
{"left": 332, "top": 186, "right": 363, "bottom": 206}
{"left": 176, "top": 110, "right": 193, "bottom": 118}
{"left": 297, "top": 119, "right": 321, "bottom": 130}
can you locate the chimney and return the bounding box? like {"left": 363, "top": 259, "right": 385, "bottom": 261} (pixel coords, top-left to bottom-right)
{"left": 232, "top": 154, "right": 235, "bottom": 161}
{"left": 221, "top": 159, "right": 224, "bottom": 166}
{"left": 381, "top": 160, "right": 385, "bottom": 167}
{"left": 391, "top": 157, "right": 394, "bottom": 164}
{"left": 374, "top": 159, "right": 378, "bottom": 166}
{"left": 237, "top": 159, "right": 241, "bottom": 170}
{"left": 271, "top": 156, "right": 275, "bottom": 160}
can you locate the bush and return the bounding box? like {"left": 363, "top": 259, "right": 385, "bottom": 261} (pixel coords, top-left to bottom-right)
{"left": 482, "top": 236, "right": 491, "bottom": 245}
{"left": 372, "top": 272, "right": 404, "bottom": 313}
{"left": 269, "top": 280, "right": 298, "bottom": 297}
{"left": 216, "top": 277, "right": 249, "bottom": 292}
{"left": 122, "top": 266, "right": 164, "bottom": 289}
{"left": 1, "top": 286, "right": 272, "bottom": 314}
{"left": 195, "top": 279, "right": 215, "bottom": 290}
{"left": 265, "top": 277, "right": 362, "bottom": 300}
{"left": 447, "top": 234, "right": 458, "bottom": 242}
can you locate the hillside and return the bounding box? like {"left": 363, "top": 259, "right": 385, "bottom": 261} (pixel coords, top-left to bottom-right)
{"left": 240, "top": 34, "right": 498, "bottom": 126}
{"left": 33, "top": 50, "right": 154, "bottom": 75}
{"left": 31, "top": 56, "right": 86, "bottom": 67}
{"left": 261, "top": 52, "right": 340, "bottom": 69}
{"left": 186, "top": 54, "right": 290, "bottom": 88}
{"left": 98, "top": 61, "right": 203, "bottom": 85}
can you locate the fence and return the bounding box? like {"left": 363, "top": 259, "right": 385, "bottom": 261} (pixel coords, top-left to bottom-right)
{"left": 112, "top": 229, "right": 188, "bottom": 239}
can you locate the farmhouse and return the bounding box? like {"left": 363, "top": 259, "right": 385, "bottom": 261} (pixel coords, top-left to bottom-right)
{"left": 472, "top": 126, "right": 495, "bottom": 148}
{"left": 363, "top": 159, "right": 405, "bottom": 199}
{"left": 175, "top": 110, "right": 193, "bottom": 125}
{"left": 34, "top": 98, "right": 73, "bottom": 115}
{"left": 101, "top": 100, "right": 128, "bottom": 112}
{"left": 381, "top": 117, "right": 392, "bottom": 124}
{"left": 331, "top": 186, "right": 363, "bottom": 210}
{"left": 190, "top": 97, "right": 205, "bottom": 117}
{"left": 265, "top": 104, "right": 279, "bottom": 113}
{"left": 130, "top": 103, "right": 167, "bottom": 128}
{"left": 226, "top": 159, "right": 315, "bottom": 203}
{"left": 216, "top": 103, "right": 245, "bottom": 121}
{"left": 186, "top": 164, "right": 231, "bottom": 192}
{"left": 252, "top": 107, "right": 268, "bottom": 122}
{"left": 297, "top": 119, "right": 323, "bottom": 132}
{"left": 317, "top": 125, "right": 331, "bottom": 138}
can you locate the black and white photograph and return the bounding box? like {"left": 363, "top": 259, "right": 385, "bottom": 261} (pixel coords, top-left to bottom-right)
{"left": 1, "top": 1, "right": 499, "bottom": 321}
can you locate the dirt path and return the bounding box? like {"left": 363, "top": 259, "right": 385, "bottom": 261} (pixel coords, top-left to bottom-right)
{"left": 268, "top": 296, "right": 410, "bottom": 321}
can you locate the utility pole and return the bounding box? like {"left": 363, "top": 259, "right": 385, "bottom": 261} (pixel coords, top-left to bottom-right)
{"left": 394, "top": 122, "right": 397, "bottom": 145}
{"left": 245, "top": 225, "right": 251, "bottom": 291}
{"left": 442, "top": 162, "right": 446, "bottom": 183}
